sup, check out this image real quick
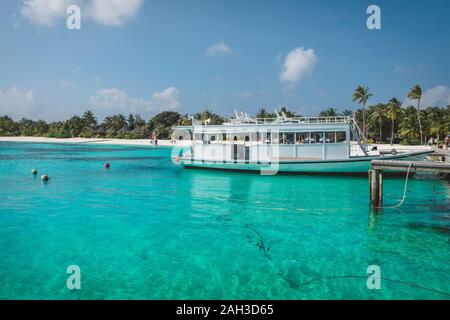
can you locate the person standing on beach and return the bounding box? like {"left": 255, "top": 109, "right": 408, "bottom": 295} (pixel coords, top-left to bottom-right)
{"left": 150, "top": 132, "right": 157, "bottom": 145}
{"left": 444, "top": 135, "right": 449, "bottom": 150}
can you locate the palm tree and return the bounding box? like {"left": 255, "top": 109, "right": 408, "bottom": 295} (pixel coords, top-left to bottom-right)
{"left": 256, "top": 108, "right": 270, "bottom": 118}
{"left": 319, "top": 108, "right": 337, "bottom": 117}
{"left": 35, "top": 119, "right": 49, "bottom": 136}
{"left": 134, "top": 114, "right": 146, "bottom": 128}
{"left": 178, "top": 114, "right": 192, "bottom": 126}
{"left": 194, "top": 110, "right": 224, "bottom": 125}
{"left": 352, "top": 86, "right": 372, "bottom": 138}
{"left": 368, "top": 104, "right": 387, "bottom": 143}
{"left": 82, "top": 110, "right": 97, "bottom": 130}
{"left": 103, "top": 114, "right": 127, "bottom": 137}
{"left": 399, "top": 106, "right": 421, "bottom": 141}
{"left": 279, "top": 106, "right": 298, "bottom": 117}
{"left": 127, "top": 114, "right": 135, "bottom": 131}
{"left": 66, "top": 115, "right": 84, "bottom": 137}
{"left": 407, "top": 85, "right": 423, "bottom": 144}
{"left": 340, "top": 109, "right": 354, "bottom": 117}
{"left": 425, "top": 107, "right": 446, "bottom": 144}
{"left": 386, "top": 98, "right": 402, "bottom": 145}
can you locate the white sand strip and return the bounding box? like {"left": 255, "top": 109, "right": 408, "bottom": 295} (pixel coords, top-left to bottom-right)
{"left": 0, "top": 136, "right": 191, "bottom": 147}
{"left": 0, "top": 136, "right": 435, "bottom": 151}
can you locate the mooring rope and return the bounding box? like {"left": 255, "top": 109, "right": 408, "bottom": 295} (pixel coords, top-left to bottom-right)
{"left": 378, "top": 162, "right": 413, "bottom": 209}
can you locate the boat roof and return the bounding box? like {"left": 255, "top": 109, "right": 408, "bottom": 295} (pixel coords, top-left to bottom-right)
{"left": 174, "top": 116, "right": 351, "bottom": 131}
{"left": 220, "top": 115, "right": 350, "bottom": 126}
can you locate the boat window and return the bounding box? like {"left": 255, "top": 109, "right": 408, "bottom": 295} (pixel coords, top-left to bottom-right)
{"left": 281, "top": 133, "right": 295, "bottom": 144}
{"left": 297, "top": 133, "right": 309, "bottom": 144}
{"left": 325, "top": 132, "right": 335, "bottom": 143}
{"left": 265, "top": 131, "right": 271, "bottom": 144}
{"left": 245, "top": 136, "right": 250, "bottom": 142}
{"left": 311, "top": 132, "right": 323, "bottom": 143}
{"left": 222, "top": 133, "right": 227, "bottom": 141}
{"left": 271, "top": 132, "right": 279, "bottom": 144}
{"left": 194, "top": 133, "right": 203, "bottom": 144}
{"left": 210, "top": 136, "right": 216, "bottom": 142}
{"left": 336, "top": 131, "right": 346, "bottom": 143}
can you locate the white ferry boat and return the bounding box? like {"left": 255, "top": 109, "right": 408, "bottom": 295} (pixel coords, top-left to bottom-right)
{"left": 173, "top": 111, "right": 432, "bottom": 174}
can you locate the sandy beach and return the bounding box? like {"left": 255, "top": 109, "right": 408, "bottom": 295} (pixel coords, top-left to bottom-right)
{"left": 0, "top": 136, "right": 435, "bottom": 152}
{"left": 0, "top": 136, "right": 191, "bottom": 147}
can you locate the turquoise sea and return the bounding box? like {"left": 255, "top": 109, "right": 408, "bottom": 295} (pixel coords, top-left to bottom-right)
{"left": 0, "top": 142, "right": 448, "bottom": 299}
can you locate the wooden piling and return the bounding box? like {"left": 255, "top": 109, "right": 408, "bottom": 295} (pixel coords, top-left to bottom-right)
{"left": 369, "top": 169, "right": 383, "bottom": 209}
{"left": 369, "top": 159, "right": 450, "bottom": 209}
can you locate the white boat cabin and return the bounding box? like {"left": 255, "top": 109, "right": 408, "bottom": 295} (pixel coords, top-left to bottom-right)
{"left": 177, "top": 112, "right": 366, "bottom": 163}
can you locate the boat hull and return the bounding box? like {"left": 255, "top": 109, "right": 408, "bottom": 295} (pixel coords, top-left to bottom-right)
{"left": 181, "top": 150, "right": 432, "bottom": 174}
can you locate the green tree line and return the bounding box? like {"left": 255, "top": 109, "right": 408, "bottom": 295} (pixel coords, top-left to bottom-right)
{"left": 0, "top": 110, "right": 225, "bottom": 140}
{"left": 1, "top": 86, "right": 449, "bottom": 145}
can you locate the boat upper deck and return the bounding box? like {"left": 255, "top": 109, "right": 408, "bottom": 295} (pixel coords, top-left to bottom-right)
{"left": 223, "top": 116, "right": 349, "bottom": 126}
{"left": 193, "top": 115, "right": 350, "bottom": 128}
{"left": 172, "top": 109, "right": 355, "bottom": 133}
{"left": 173, "top": 114, "right": 355, "bottom": 138}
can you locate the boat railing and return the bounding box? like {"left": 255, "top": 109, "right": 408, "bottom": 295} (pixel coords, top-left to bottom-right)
{"left": 348, "top": 117, "right": 368, "bottom": 156}
{"left": 176, "top": 116, "right": 350, "bottom": 128}
{"left": 218, "top": 116, "right": 350, "bottom": 126}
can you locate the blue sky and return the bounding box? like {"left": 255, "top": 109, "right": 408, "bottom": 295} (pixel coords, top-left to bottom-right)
{"left": 0, "top": 0, "right": 449, "bottom": 121}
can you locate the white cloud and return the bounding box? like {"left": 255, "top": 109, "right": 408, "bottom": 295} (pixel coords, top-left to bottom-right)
{"left": 20, "top": 0, "right": 74, "bottom": 27}
{"left": 87, "top": 0, "right": 143, "bottom": 26}
{"left": 280, "top": 47, "right": 318, "bottom": 85}
{"left": 404, "top": 85, "right": 450, "bottom": 107}
{"left": 12, "top": 12, "right": 22, "bottom": 28}
{"left": 151, "top": 87, "right": 181, "bottom": 109}
{"left": 19, "top": 0, "right": 143, "bottom": 27}
{"left": 0, "top": 86, "right": 77, "bottom": 120}
{"left": 88, "top": 87, "right": 180, "bottom": 118}
{"left": 0, "top": 87, "right": 36, "bottom": 118}
{"left": 206, "top": 41, "right": 232, "bottom": 56}
{"left": 1, "top": 86, "right": 181, "bottom": 121}
{"left": 60, "top": 80, "right": 74, "bottom": 87}
{"left": 234, "top": 90, "right": 252, "bottom": 99}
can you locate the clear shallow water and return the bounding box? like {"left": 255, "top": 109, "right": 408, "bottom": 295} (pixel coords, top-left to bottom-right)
{"left": 0, "top": 142, "right": 448, "bottom": 300}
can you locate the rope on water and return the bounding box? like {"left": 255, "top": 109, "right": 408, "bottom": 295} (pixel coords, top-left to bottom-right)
{"left": 378, "top": 162, "right": 413, "bottom": 209}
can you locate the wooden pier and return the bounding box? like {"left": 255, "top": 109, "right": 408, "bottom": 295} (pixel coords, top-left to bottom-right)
{"left": 369, "top": 158, "right": 450, "bottom": 209}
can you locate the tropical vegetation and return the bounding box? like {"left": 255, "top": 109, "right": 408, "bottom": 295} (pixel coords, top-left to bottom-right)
{"left": 1, "top": 89, "right": 449, "bottom": 145}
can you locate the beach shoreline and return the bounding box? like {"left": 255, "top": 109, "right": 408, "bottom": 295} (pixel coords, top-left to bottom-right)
{"left": 0, "top": 136, "right": 191, "bottom": 147}
{"left": 0, "top": 136, "right": 435, "bottom": 152}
